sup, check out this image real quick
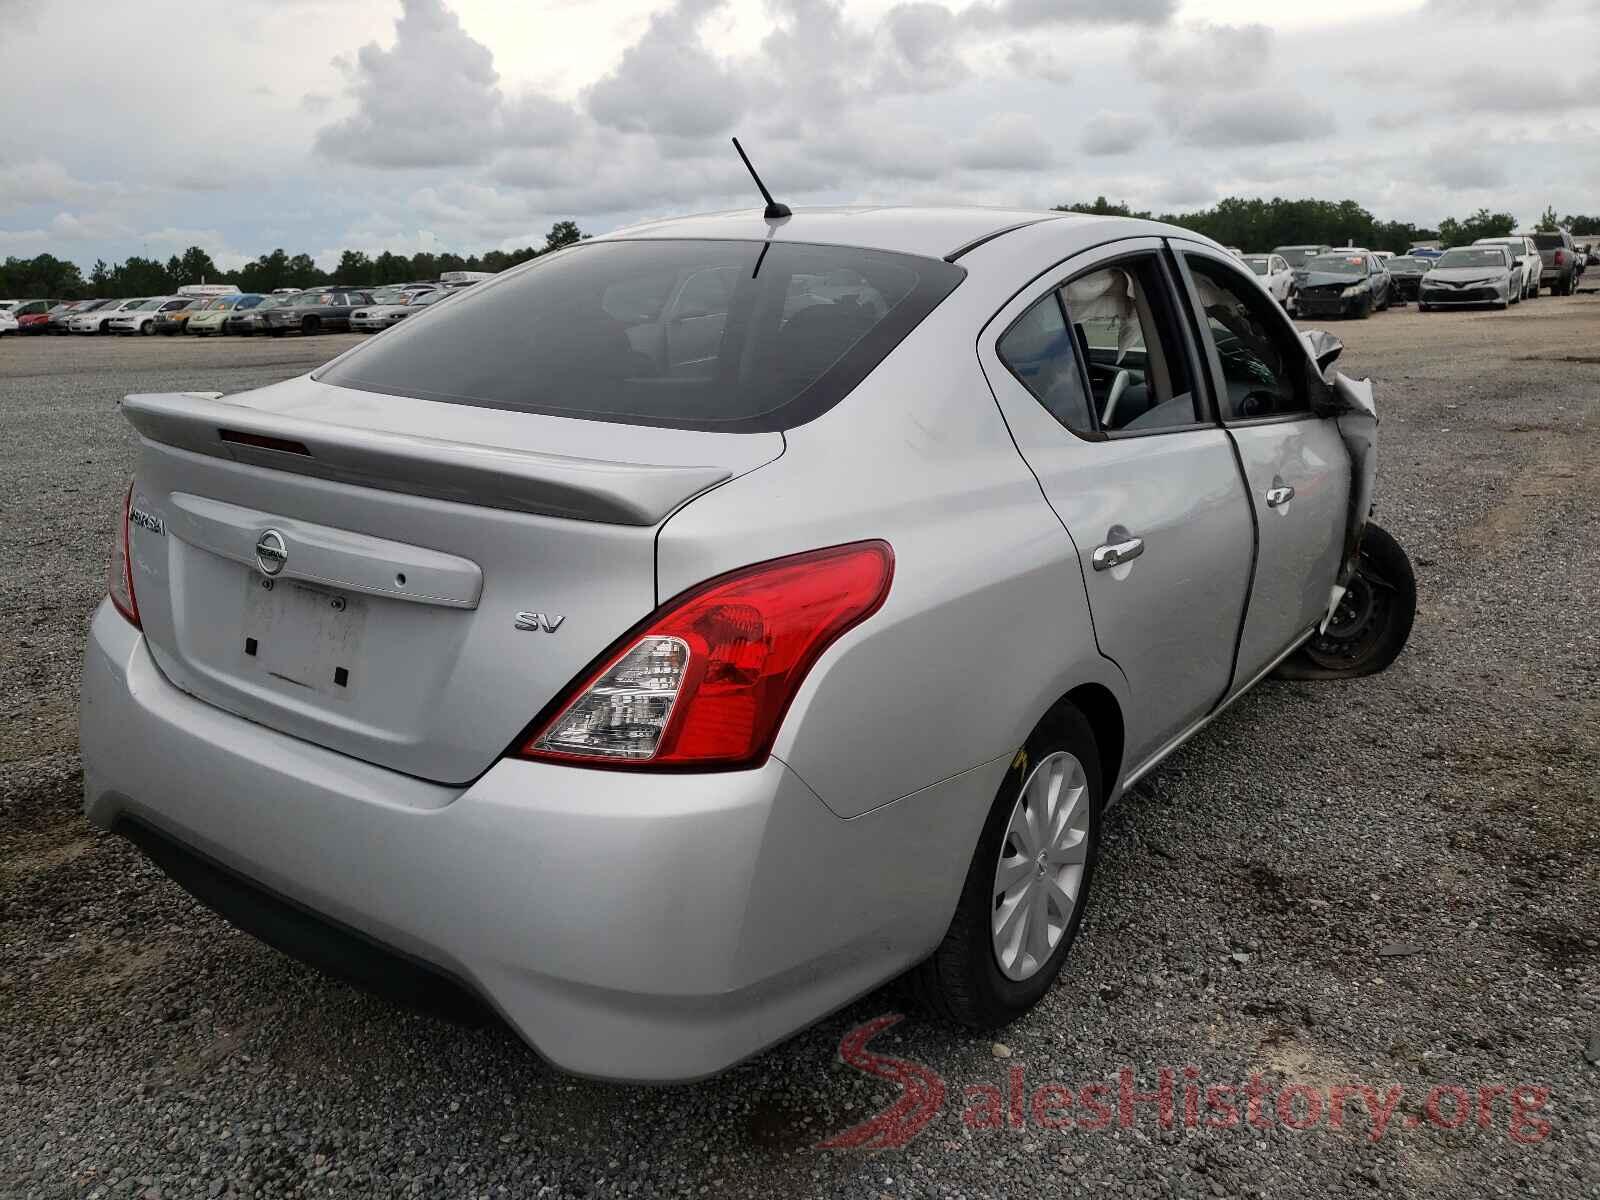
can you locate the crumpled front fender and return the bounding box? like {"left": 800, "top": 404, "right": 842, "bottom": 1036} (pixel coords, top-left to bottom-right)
{"left": 1300, "top": 330, "right": 1379, "bottom": 627}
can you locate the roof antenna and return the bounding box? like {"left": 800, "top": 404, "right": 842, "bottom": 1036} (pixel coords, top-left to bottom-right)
{"left": 731, "top": 137, "right": 791, "bottom": 220}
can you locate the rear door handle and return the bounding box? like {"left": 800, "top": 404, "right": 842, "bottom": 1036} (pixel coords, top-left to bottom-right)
{"left": 1092, "top": 536, "right": 1145, "bottom": 571}
{"left": 1265, "top": 484, "right": 1296, "bottom": 508}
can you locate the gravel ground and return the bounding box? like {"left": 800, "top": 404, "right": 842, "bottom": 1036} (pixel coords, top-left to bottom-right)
{"left": 2, "top": 306, "right": 1597, "bottom": 1199}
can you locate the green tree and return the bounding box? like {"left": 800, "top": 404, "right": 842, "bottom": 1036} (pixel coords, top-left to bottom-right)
{"left": 177, "top": 245, "right": 221, "bottom": 285}
{"left": 1534, "top": 205, "right": 1560, "bottom": 233}
{"left": 285, "top": 253, "right": 322, "bottom": 287}
{"left": 1438, "top": 209, "right": 1515, "bottom": 246}
{"left": 543, "top": 220, "right": 583, "bottom": 253}
{"left": 334, "top": 250, "right": 373, "bottom": 285}
{"left": 372, "top": 251, "right": 410, "bottom": 285}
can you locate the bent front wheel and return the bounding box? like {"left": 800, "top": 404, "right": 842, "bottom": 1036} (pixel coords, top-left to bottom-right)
{"left": 1278, "top": 523, "right": 1416, "bottom": 680}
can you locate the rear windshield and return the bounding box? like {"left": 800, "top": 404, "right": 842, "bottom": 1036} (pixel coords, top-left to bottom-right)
{"left": 1530, "top": 233, "right": 1565, "bottom": 249}
{"left": 315, "top": 239, "right": 965, "bottom": 433}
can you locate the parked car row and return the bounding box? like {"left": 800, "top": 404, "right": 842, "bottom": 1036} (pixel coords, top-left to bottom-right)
{"left": 1229, "top": 230, "right": 1594, "bottom": 320}
{"left": 0, "top": 278, "right": 476, "bottom": 339}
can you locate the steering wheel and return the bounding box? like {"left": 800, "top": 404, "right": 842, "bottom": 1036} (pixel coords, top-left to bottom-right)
{"left": 1101, "top": 369, "right": 1133, "bottom": 428}
{"left": 1236, "top": 389, "right": 1277, "bottom": 419}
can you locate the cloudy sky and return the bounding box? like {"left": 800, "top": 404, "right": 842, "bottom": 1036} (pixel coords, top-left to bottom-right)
{"left": 2, "top": 0, "right": 1597, "bottom": 271}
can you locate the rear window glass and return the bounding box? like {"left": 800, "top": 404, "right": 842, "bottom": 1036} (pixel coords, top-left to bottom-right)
{"left": 1530, "top": 234, "right": 1564, "bottom": 249}
{"left": 315, "top": 239, "right": 965, "bottom": 433}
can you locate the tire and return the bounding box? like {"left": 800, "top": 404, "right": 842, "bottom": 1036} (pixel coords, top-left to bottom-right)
{"left": 1355, "top": 297, "right": 1371, "bottom": 319}
{"left": 1276, "top": 523, "right": 1416, "bottom": 681}
{"left": 1418, "top": 302, "right": 1431, "bottom": 312}
{"left": 301, "top": 316, "right": 320, "bottom": 336}
{"left": 905, "top": 704, "right": 1102, "bottom": 1030}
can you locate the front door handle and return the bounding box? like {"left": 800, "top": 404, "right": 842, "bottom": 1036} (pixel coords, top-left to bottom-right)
{"left": 1092, "top": 536, "right": 1145, "bottom": 571}
{"left": 1265, "top": 484, "right": 1296, "bottom": 508}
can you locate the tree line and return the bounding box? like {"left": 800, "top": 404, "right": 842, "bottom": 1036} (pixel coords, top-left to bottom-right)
{"left": 0, "top": 221, "right": 586, "bottom": 301}
{"left": 1054, "top": 198, "right": 1596, "bottom": 254}
{"left": 7, "top": 199, "right": 1599, "bottom": 301}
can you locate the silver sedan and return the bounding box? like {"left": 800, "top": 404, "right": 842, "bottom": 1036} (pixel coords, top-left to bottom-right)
{"left": 80, "top": 207, "right": 1414, "bottom": 1082}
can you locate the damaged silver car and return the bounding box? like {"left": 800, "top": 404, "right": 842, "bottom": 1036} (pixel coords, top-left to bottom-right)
{"left": 79, "top": 208, "right": 1415, "bottom": 1081}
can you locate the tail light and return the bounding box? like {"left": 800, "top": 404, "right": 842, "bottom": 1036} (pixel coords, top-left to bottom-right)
{"left": 1554, "top": 250, "right": 1565, "bottom": 266}
{"left": 107, "top": 483, "right": 141, "bottom": 627}
{"left": 520, "top": 541, "right": 893, "bottom": 770}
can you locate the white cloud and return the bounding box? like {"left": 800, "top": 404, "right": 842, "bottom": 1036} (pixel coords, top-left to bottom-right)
{"left": 4, "top": 0, "right": 1600, "bottom": 273}
{"left": 1080, "top": 112, "right": 1155, "bottom": 157}
{"left": 586, "top": 0, "right": 747, "bottom": 136}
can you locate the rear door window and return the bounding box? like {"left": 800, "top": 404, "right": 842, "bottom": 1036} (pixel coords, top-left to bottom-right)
{"left": 996, "top": 291, "right": 1093, "bottom": 434}
{"left": 316, "top": 240, "right": 965, "bottom": 433}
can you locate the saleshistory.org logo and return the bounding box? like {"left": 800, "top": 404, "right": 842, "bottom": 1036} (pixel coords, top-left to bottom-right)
{"left": 816, "top": 1016, "right": 1554, "bottom": 1149}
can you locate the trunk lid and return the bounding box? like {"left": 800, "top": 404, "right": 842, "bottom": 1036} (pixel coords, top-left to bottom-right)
{"left": 123, "top": 377, "right": 782, "bottom": 783}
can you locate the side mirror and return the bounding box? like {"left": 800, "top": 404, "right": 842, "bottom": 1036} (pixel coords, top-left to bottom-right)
{"left": 1302, "top": 329, "right": 1343, "bottom": 373}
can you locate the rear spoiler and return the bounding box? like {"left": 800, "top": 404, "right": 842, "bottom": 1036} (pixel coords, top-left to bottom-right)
{"left": 120, "top": 392, "right": 732, "bottom": 526}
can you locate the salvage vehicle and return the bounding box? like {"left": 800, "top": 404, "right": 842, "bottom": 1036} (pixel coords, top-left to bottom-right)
{"left": 1530, "top": 230, "right": 1579, "bottom": 295}
{"left": 49, "top": 298, "right": 112, "bottom": 333}
{"left": 1384, "top": 255, "right": 1433, "bottom": 303}
{"left": 81, "top": 205, "right": 1415, "bottom": 1083}
{"left": 254, "top": 287, "right": 375, "bottom": 336}
{"left": 153, "top": 295, "right": 212, "bottom": 335}
{"left": 15, "top": 299, "right": 64, "bottom": 334}
{"left": 1418, "top": 245, "right": 1517, "bottom": 310}
{"left": 70, "top": 297, "right": 146, "bottom": 334}
{"left": 0, "top": 307, "right": 16, "bottom": 336}
{"left": 1472, "top": 235, "right": 1539, "bottom": 300}
{"left": 1272, "top": 243, "right": 1330, "bottom": 270}
{"left": 1291, "top": 251, "right": 1393, "bottom": 318}
{"left": 224, "top": 293, "right": 294, "bottom": 336}
{"left": 1241, "top": 253, "right": 1295, "bottom": 307}
{"left": 187, "top": 294, "right": 262, "bottom": 336}
{"left": 109, "top": 296, "right": 190, "bottom": 336}
{"left": 350, "top": 286, "right": 444, "bottom": 332}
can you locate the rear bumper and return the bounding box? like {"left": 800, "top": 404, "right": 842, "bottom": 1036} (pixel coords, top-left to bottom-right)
{"left": 80, "top": 601, "right": 988, "bottom": 1081}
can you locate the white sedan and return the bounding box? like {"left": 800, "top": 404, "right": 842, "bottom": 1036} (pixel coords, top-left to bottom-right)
{"left": 108, "top": 296, "right": 189, "bottom": 335}
{"left": 350, "top": 288, "right": 447, "bottom": 332}
{"left": 1472, "top": 236, "right": 1539, "bottom": 300}
{"left": 1241, "top": 253, "right": 1295, "bottom": 308}
{"left": 71, "top": 298, "right": 147, "bottom": 334}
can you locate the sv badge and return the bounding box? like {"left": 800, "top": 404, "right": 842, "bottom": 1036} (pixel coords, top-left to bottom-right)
{"left": 514, "top": 612, "right": 566, "bottom": 633}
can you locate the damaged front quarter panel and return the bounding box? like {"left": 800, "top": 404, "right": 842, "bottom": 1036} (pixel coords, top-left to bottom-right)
{"left": 1301, "top": 329, "right": 1378, "bottom": 631}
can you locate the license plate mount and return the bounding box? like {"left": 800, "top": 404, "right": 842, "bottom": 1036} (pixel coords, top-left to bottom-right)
{"left": 240, "top": 576, "right": 368, "bottom": 699}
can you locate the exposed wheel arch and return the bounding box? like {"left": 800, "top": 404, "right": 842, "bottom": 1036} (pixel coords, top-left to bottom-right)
{"left": 1058, "top": 683, "right": 1124, "bottom": 804}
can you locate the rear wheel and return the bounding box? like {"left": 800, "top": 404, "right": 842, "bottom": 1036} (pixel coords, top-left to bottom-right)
{"left": 906, "top": 704, "right": 1102, "bottom": 1029}
{"left": 301, "top": 316, "right": 320, "bottom": 336}
{"left": 1277, "top": 523, "right": 1415, "bottom": 680}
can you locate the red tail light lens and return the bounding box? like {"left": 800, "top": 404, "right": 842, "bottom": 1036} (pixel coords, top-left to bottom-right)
{"left": 1554, "top": 249, "right": 1565, "bottom": 266}
{"left": 521, "top": 541, "right": 893, "bottom": 770}
{"left": 107, "top": 483, "right": 141, "bottom": 627}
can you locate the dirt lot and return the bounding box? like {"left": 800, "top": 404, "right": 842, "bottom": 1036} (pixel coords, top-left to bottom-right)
{"left": 2, "top": 304, "right": 1597, "bottom": 1199}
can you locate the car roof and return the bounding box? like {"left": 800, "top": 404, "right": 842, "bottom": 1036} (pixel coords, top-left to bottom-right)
{"left": 596, "top": 205, "right": 1115, "bottom": 260}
